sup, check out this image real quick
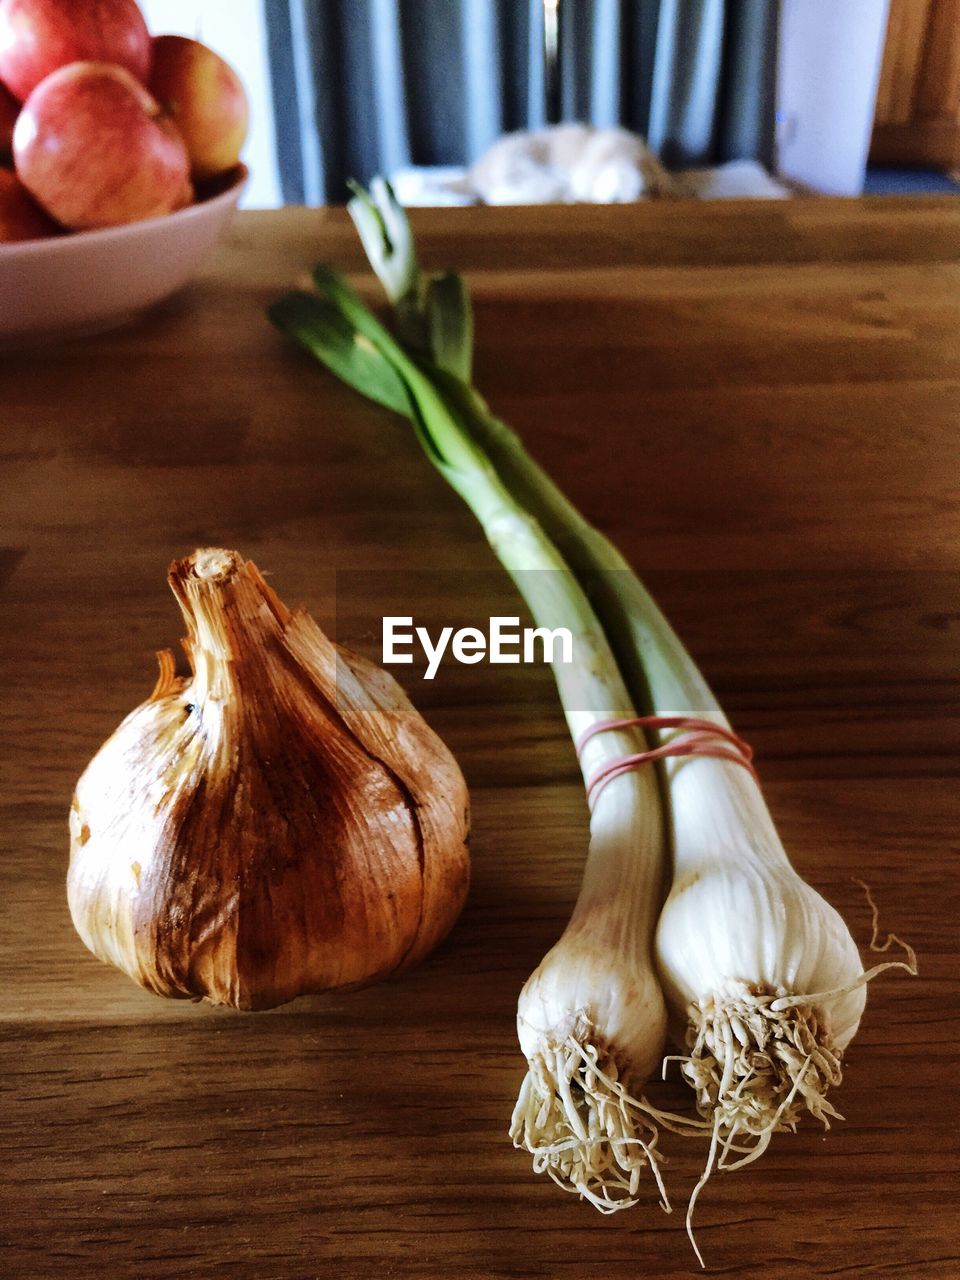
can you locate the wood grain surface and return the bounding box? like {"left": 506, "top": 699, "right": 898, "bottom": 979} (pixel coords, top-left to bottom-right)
{"left": 1, "top": 200, "right": 958, "bottom": 1280}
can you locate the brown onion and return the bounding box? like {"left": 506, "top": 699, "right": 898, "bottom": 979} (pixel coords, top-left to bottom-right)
{"left": 67, "top": 548, "right": 470, "bottom": 1009}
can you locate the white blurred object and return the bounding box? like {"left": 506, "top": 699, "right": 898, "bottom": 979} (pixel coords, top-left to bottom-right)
{"left": 389, "top": 167, "right": 477, "bottom": 208}
{"left": 391, "top": 157, "right": 790, "bottom": 207}
{"left": 672, "top": 160, "right": 790, "bottom": 199}
{"left": 468, "top": 125, "right": 676, "bottom": 205}
{"left": 139, "top": 0, "right": 281, "bottom": 208}
{"left": 569, "top": 127, "right": 650, "bottom": 203}
{"left": 776, "top": 0, "right": 890, "bottom": 196}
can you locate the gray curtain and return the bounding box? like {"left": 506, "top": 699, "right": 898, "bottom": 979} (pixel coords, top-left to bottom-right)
{"left": 265, "top": 0, "right": 779, "bottom": 203}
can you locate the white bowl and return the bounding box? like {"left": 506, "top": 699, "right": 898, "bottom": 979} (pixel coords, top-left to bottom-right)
{"left": 0, "top": 165, "right": 247, "bottom": 345}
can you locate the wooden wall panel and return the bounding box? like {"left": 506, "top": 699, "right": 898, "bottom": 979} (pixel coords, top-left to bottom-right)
{"left": 874, "top": 0, "right": 932, "bottom": 125}
{"left": 871, "top": 0, "right": 960, "bottom": 169}
{"left": 914, "top": 0, "right": 960, "bottom": 119}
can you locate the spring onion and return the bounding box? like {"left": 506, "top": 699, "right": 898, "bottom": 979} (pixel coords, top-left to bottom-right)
{"left": 273, "top": 240, "right": 681, "bottom": 1208}
{"left": 268, "top": 181, "right": 916, "bottom": 1245}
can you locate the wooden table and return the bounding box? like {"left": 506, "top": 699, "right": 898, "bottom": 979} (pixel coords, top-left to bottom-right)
{"left": 2, "top": 201, "right": 958, "bottom": 1279}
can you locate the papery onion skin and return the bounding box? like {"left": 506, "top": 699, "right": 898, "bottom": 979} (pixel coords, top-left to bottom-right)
{"left": 67, "top": 549, "right": 470, "bottom": 1010}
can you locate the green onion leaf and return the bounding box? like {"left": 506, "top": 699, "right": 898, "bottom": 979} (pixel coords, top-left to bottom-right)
{"left": 268, "top": 290, "right": 411, "bottom": 418}
{"left": 425, "top": 272, "right": 473, "bottom": 382}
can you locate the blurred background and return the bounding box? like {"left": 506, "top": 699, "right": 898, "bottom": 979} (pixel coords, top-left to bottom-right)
{"left": 135, "top": 0, "right": 960, "bottom": 207}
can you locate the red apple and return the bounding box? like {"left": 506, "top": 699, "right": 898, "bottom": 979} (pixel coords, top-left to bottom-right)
{"left": 13, "top": 62, "right": 191, "bottom": 229}
{"left": 149, "top": 35, "right": 248, "bottom": 182}
{"left": 0, "top": 77, "right": 17, "bottom": 162}
{"left": 0, "top": 165, "right": 56, "bottom": 239}
{"left": 0, "top": 0, "right": 150, "bottom": 101}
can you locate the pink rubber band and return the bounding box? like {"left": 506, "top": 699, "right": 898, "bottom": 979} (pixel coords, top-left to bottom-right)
{"left": 576, "top": 715, "right": 757, "bottom": 807}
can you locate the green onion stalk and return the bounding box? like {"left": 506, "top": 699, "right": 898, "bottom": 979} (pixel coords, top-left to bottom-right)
{"left": 274, "top": 191, "right": 688, "bottom": 1210}
{"left": 268, "top": 181, "right": 915, "bottom": 1241}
